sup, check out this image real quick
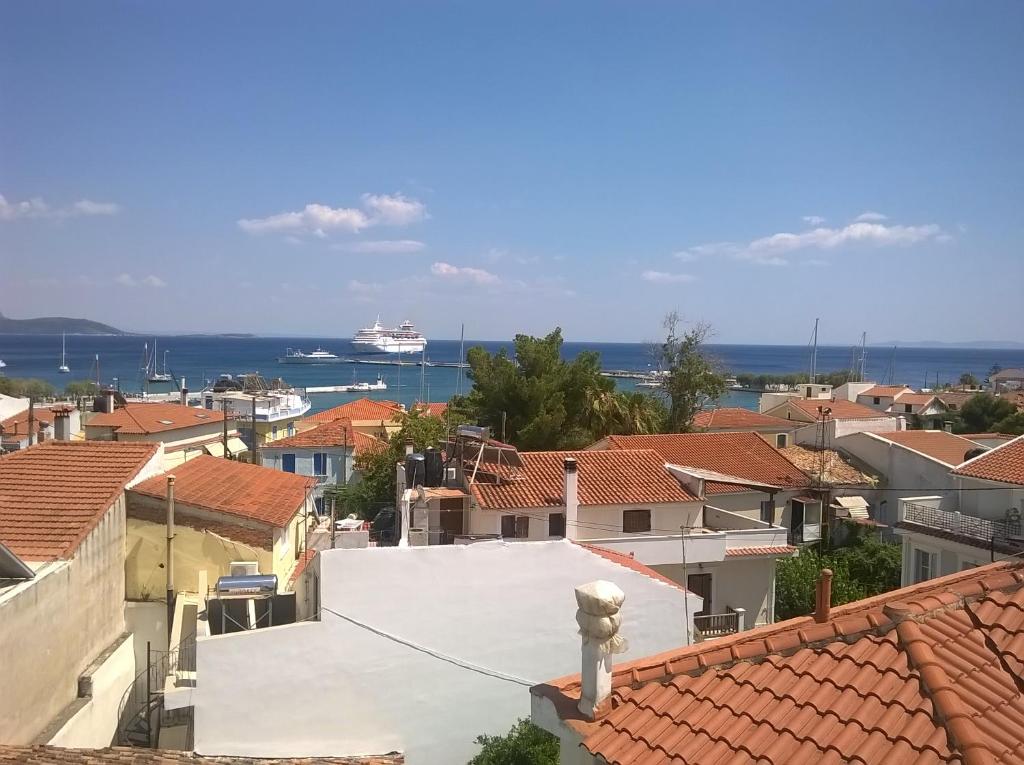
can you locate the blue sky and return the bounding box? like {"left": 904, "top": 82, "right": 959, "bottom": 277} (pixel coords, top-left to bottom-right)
{"left": 2, "top": 1, "right": 1022, "bottom": 344}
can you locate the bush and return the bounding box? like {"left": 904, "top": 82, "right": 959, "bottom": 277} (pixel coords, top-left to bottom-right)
{"left": 470, "top": 719, "right": 559, "bottom": 765}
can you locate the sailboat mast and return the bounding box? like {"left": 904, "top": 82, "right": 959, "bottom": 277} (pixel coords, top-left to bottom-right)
{"left": 456, "top": 323, "right": 466, "bottom": 397}
{"left": 859, "top": 332, "right": 867, "bottom": 382}
{"left": 809, "top": 318, "right": 819, "bottom": 384}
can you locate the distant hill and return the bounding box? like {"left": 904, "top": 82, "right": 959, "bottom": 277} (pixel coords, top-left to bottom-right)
{"left": 0, "top": 313, "right": 125, "bottom": 335}
{"left": 872, "top": 339, "right": 1024, "bottom": 350}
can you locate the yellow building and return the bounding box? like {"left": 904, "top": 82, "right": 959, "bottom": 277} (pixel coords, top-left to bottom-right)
{"left": 125, "top": 455, "right": 316, "bottom": 600}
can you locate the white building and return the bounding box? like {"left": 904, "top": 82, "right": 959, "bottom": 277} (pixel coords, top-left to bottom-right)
{"left": 188, "top": 540, "right": 701, "bottom": 764}
{"left": 895, "top": 435, "right": 1024, "bottom": 586}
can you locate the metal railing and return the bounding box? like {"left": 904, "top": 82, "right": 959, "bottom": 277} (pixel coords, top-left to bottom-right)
{"left": 693, "top": 610, "right": 740, "bottom": 641}
{"left": 903, "top": 502, "right": 1021, "bottom": 544}
{"left": 115, "top": 637, "right": 196, "bottom": 748}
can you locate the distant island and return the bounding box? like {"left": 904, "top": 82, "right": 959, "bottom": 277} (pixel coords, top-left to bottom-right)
{"left": 872, "top": 340, "right": 1024, "bottom": 350}
{"left": 0, "top": 312, "right": 125, "bottom": 335}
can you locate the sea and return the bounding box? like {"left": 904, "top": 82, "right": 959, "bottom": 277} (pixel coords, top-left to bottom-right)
{"left": 2, "top": 334, "right": 1022, "bottom": 416}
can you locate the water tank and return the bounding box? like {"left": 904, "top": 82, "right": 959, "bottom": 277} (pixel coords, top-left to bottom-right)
{"left": 405, "top": 453, "right": 426, "bottom": 488}
{"left": 424, "top": 448, "right": 443, "bottom": 487}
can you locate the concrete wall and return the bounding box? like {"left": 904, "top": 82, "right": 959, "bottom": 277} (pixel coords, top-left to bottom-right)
{"left": 836, "top": 432, "right": 958, "bottom": 523}
{"left": 124, "top": 601, "right": 168, "bottom": 672}
{"left": 470, "top": 502, "right": 703, "bottom": 541}
{"left": 0, "top": 497, "right": 129, "bottom": 743}
{"left": 653, "top": 556, "right": 777, "bottom": 627}
{"left": 261, "top": 447, "right": 353, "bottom": 503}
{"left": 46, "top": 634, "right": 136, "bottom": 748}
{"left": 192, "top": 540, "right": 699, "bottom": 764}
{"left": 957, "top": 476, "right": 1024, "bottom": 520}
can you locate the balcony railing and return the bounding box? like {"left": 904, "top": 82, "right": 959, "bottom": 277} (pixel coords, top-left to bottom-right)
{"left": 903, "top": 501, "right": 1021, "bottom": 545}
{"left": 693, "top": 609, "right": 742, "bottom": 641}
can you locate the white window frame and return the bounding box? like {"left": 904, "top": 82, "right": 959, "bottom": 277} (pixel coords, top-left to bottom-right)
{"left": 313, "top": 452, "right": 329, "bottom": 477}
{"left": 913, "top": 547, "right": 935, "bottom": 583}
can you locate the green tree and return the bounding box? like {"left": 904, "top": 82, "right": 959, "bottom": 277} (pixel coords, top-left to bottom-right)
{"left": 956, "top": 393, "right": 1017, "bottom": 434}
{"left": 992, "top": 411, "right": 1024, "bottom": 436}
{"left": 959, "top": 372, "right": 979, "bottom": 388}
{"left": 656, "top": 313, "right": 726, "bottom": 432}
{"left": 469, "top": 719, "right": 559, "bottom": 765}
{"left": 458, "top": 328, "right": 615, "bottom": 450}
{"left": 64, "top": 380, "right": 101, "bottom": 398}
{"left": 0, "top": 377, "right": 56, "bottom": 400}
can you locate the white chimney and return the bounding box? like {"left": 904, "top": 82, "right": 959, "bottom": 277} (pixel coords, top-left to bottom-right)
{"left": 179, "top": 381, "right": 188, "bottom": 407}
{"left": 897, "top": 415, "right": 907, "bottom": 431}
{"left": 563, "top": 457, "right": 579, "bottom": 541}
{"left": 105, "top": 391, "right": 115, "bottom": 414}
{"left": 53, "top": 407, "right": 73, "bottom": 441}
{"left": 575, "top": 580, "right": 627, "bottom": 720}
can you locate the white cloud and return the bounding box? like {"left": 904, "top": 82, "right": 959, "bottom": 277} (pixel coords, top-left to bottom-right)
{"left": 360, "top": 193, "right": 428, "bottom": 226}
{"left": 641, "top": 270, "right": 695, "bottom": 284}
{"left": 678, "top": 217, "right": 947, "bottom": 267}
{"left": 430, "top": 261, "right": 500, "bottom": 285}
{"left": 239, "top": 192, "right": 427, "bottom": 238}
{"left": 334, "top": 239, "right": 426, "bottom": 254}
{"left": 72, "top": 199, "right": 121, "bottom": 216}
{"left": 854, "top": 211, "right": 888, "bottom": 222}
{"left": 802, "top": 215, "right": 826, "bottom": 226}
{"left": 1, "top": 193, "right": 120, "bottom": 221}
{"left": 673, "top": 250, "right": 698, "bottom": 263}
{"left": 115, "top": 273, "right": 166, "bottom": 288}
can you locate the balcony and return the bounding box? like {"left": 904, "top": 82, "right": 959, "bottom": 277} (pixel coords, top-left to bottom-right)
{"left": 693, "top": 606, "right": 746, "bottom": 642}
{"left": 900, "top": 499, "right": 1022, "bottom": 546}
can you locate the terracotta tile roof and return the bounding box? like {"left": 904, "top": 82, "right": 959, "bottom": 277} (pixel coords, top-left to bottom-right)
{"left": 604, "top": 432, "right": 809, "bottom": 495}
{"left": 413, "top": 401, "right": 449, "bottom": 418}
{"left": 962, "top": 433, "right": 1014, "bottom": 441}
{"left": 578, "top": 543, "right": 688, "bottom": 590}
{"left": 952, "top": 435, "right": 1024, "bottom": 486}
{"left": 779, "top": 445, "right": 878, "bottom": 486}
{"left": 0, "top": 441, "right": 159, "bottom": 561}
{"left": 306, "top": 398, "right": 403, "bottom": 424}
{"left": 891, "top": 392, "right": 941, "bottom": 407}
{"left": 938, "top": 391, "right": 976, "bottom": 408}
{"left": 470, "top": 449, "right": 697, "bottom": 510}
{"left": 289, "top": 547, "right": 318, "bottom": 587}
{"left": 87, "top": 402, "right": 225, "bottom": 435}
{"left": 860, "top": 385, "right": 914, "bottom": 398}
{"left": 691, "top": 407, "right": 795, "bottom": 430}
{"left": 786, "top": 396, "right": 890, "bottom": 420}
{"left": 130, "top": 455, "right": 315, "bottom": 527}
{"left": 876, "top": 430, "right": 980, "bottom": 466}
{"left": 534, "top": 560, "right": 1024, "bottom": 765}
{"left": 0, "top": 745, "right": 402, "bottom": 764}
{"left": 0, "top": 409, "right": 51, "bottom": 438}
{"left": 724, "top": 545, "right": 797, "bottom": 557}
{"left": 261, "top": 418, "right": 384, "bottom": 455}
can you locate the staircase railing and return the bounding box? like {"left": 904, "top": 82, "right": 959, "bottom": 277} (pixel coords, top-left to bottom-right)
{"left": 115, "top": 637, "right": 197, "bottom": 747}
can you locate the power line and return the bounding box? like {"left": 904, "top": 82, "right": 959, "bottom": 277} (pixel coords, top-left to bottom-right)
{"left": 319, "top": 604, "right": 537, "bottom": 687}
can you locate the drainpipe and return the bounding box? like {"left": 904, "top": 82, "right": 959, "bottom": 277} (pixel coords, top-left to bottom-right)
{"left": 166, "top": 475, "right": 176, "bottom": 641}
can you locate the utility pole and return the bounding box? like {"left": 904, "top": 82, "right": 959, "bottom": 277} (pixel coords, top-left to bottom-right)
{"left": 330, "top": 495, "right": 337, "bottom": 549}
{"left": 250, "top": 395, "right": 258, "bottom": 464}
{"left": 27, "top": 399, "right": 35, "bottom": 447}
{"left": 166, "top": 475, "right": 176, "bottom": 641}
{"left": 222, "top": 400, "right": 229, "bottom": 459}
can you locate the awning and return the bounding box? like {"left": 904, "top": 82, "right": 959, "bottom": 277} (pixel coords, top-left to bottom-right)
{"left": 204, "top": 441, "right": 225, "bottom": 458}
{"left": 832, "top": 495, "right": 870, "bottom": 520}
{"left": 227, "top": 436, "right": 249, "bottom": 456}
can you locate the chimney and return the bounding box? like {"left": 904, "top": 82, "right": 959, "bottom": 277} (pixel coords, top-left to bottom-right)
{"left": 814, "top": 568, "right": 833, "bottom": 623}
{"left": 105, "top": 391, "right": 115, "bottom": 414}
{"left": 404, "top": 439, "right": 415, "bottom": 456}
{"left": 897, "top": 415, "right": 907, "bottom": 431}
{"left": 53, "top": 406, "right": 73, "bottom": 441}
{"left": 180, "top": 381, "right": 189, "bottom": 407}
{"left": 944, "top": 421, "right": 952, "bottom": 433}
{"left": 575, "top": 580, "right": 627, "bottom": 720}
{"left": 563, "top": 458, "right": 579, "bottom": 541}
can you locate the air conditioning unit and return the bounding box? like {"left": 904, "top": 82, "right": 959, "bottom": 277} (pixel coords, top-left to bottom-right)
{"left": 230, "top": 561, "right": 259, "bottom": 577}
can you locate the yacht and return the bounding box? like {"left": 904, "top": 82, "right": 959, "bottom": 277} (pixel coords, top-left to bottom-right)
{"left": 351, "top": 316, "right": 427, "bottom": 354}
{"left": 278, "top": 347, "right": 342, "bottom": 364}
{"left": 58, "top": 333, "right": 70, "bottom": 374}
{"left": 147, "top": 346, "right": 173, "bottom": 382}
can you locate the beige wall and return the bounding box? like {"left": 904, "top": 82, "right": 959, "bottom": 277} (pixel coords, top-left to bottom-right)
{"left": 0, "top": 497, "right": 129, "bottom": 744}
{"left": 468, "top": 502, "right": 702, "bottom": 540}
{"left": 652, "top": 556, "right": 777, "bottom": 627}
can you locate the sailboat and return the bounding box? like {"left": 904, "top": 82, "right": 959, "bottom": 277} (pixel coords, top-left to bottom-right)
{"left": 147, "top": 345, "right": 173, "bottom": 383}
{"left": 58, "top": 333, "right": 70, "bottom": 374}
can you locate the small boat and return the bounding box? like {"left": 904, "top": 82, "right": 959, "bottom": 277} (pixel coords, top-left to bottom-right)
{"left": 335, "top": 373, "right": 388, "bottom": 393}
{"left": 147, "top": 347, "right": 173, "bottom": 383}
{"left": 277, "top": 347, "right": 343, "bottom": 364}
{"left": 58, "top": 333, "right": 70, "bottom": 374}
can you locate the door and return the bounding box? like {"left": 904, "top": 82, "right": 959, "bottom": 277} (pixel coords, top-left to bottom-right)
{"left": 687, "top": 573, "right": 713, "bottom": 617}
{"left": 439, "top": 511, "right": 463, "bottom": 544}
{"left": 791, "top": 499, "right": 805, "bottom": 544}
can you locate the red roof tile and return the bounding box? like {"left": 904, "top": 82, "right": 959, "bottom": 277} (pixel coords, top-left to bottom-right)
{"left": 0, "top": 745, "right": 402, "bottom": 764}
{"left": 0, "top": 409, "right": 51, "bottom": 438}
{"left": 875, "top": 430, "right": 980, "bottom": 466}
{"left": 288, "top": 547, "right": 318, "bottom": 587}
{"left": 577, "top": 543, "right": 688, "bottom": 590}
{"left": 785, "top": 397, "right": 891, "bottom": 420}
{"left": 413, "top": 401, "right": 449, "bottom": 418}
{"left": 691, "top": 407, "right": 796, "bottom": 430}
{"left": 261, "top": 418, "right": 384, "bottom": 455}
{"left": 306, "top": 398, "right": 403, "bottom": 425}
{"left": 130, "top": 455, "right": 315, "bottom": 527}
{"left": 470, "top": 449, "right": 697, "bottom": 510}
{"left": 0, "top": 441, "right": 160, "bottom": 561}
{"left": 952, "top": 435, "right": 1024, "bottom": 486}
{"left": 603, "top": 432, "right": 809, "bottom": 494}
{"left": 860, "top": 385, "right": 913, "bottom": 398}
{"left": 87, "top": 403, "right": 225, "bottom": 435}
{"left": 535, "top": 560, "right": 1024, "bottom": 765}
{"left": 724, "top": 545, "right": 797, "bottom": 557}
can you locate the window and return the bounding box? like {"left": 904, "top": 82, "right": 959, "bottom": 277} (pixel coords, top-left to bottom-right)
{"left": 277, "top": 526, "right": 291, "bottom": 560}
{"left": 314, "top": 496, "right": 324, "bottom": 515}
{"left": 500, "top": 514, "right": 529, "bottom": 539}
{"left": 272, "top": 425, "right": 279, "bottom": 439}
{"left": 775, "top": 433, "right": 788, "bottom": 448}
{"left": 623, "top": 509, "right": 652, "bottom": 533}
{"left": 549, "top": 513, "right": 566, "bottom": 538}
{"left": 282, "top": 453, "right": 296, "bottom": 473}
{"left": 913, "top": 548, "right": 935, "bottom": 583}
{"left": 904, "top": 403, "right": 913, "bottom": 413}
{"left": 873, "top": 397, "right": 881, "bottom": 405}
{"left": 288, "top": 423, "right": 295, "bottom": 436}
{"left": 313, "top": 452, "right": 328, "bottom": 476}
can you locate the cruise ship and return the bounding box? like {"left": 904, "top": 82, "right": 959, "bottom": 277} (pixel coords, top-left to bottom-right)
{"left": 351, "top": 317, "right": 428, "bottom": 354}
